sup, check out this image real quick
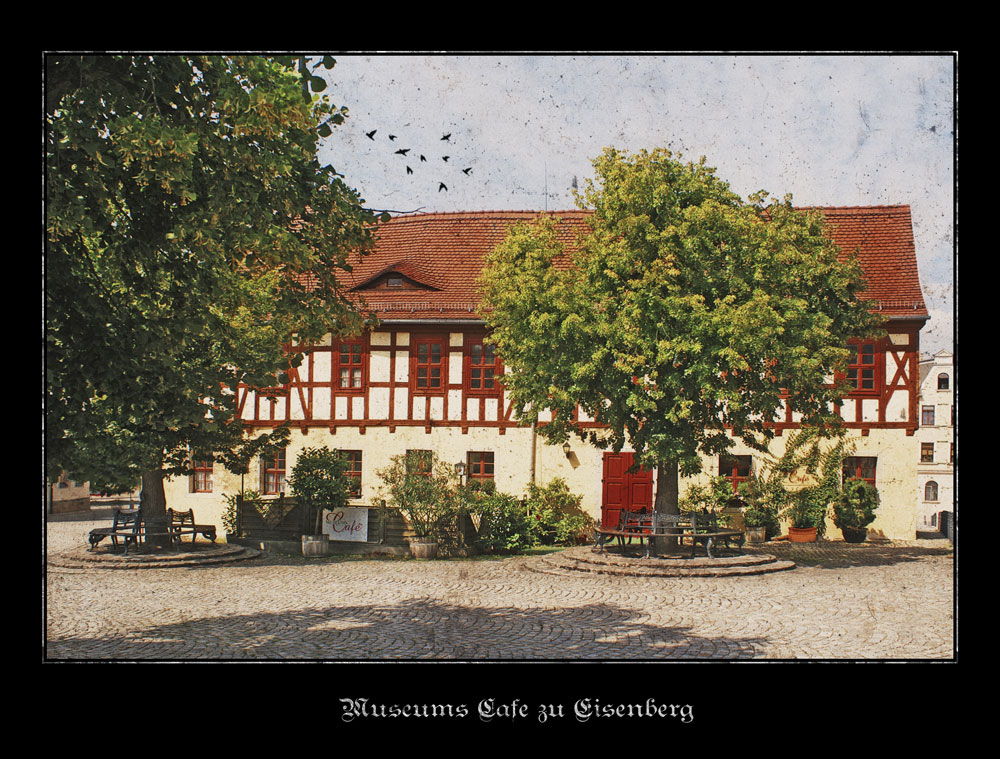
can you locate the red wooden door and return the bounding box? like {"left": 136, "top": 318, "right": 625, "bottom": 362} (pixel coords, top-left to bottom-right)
{"left": 601, "top": 453, "right": 654, "bottom": 528}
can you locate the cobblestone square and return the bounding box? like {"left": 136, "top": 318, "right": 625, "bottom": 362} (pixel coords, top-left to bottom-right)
{"left": 44, "top": 510, "right": 956, "bottom": 660}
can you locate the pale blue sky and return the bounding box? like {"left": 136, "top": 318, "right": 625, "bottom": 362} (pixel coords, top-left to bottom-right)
{"left": 315, "top": 53, "right": 955, "bottom": 354}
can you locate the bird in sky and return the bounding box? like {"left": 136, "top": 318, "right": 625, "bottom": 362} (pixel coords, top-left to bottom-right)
{"left": 439, "top": 182, "right": 448, "bottom": 192}
{"left": 442, "top": 156, "right": 449, "bottom": 162}
{"left": 406, "top": 166, "right": 413, "bottom": 174}
{"left": 389, "top": 134, "right": 397, "bottom": 141}
{"left": 441, "top": 133, "right": 451, "bottom": 141}
{"left": 420, "top": 155, "right": 427, "bottom": 162}
{"left": 365, "top": 129, "right": 377, "bottom": 140}
{"left": 462, "top": 167, "right": 472, "bottom": 175}
{"left": 395, "top": 148, "right": 410, "bottom": 156}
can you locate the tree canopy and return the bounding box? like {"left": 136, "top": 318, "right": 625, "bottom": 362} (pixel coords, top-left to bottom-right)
{"left": 480, "top": 147, "right": 884, "bottom": 516}
{"left": 45, "top": 55, "right": 380, "bottom": 515}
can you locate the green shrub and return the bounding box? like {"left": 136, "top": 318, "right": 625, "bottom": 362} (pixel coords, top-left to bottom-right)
{"left": 526, "top": 478, "right": 591, "bottom": 546}
{"left": 376, "top": 451, "right": 463, "bottom": 546}
{"left": 287, "top": 447, "right": 352, "bottom": 535}
{"left": 736, "top": 476, "right": 783, "bottom": 539}
{"left": 832, "top": 478, "right": 879, "bottom": 531}
{"left": 679, "top": 476, "right": 736, "bottom": 526}
{"left": 475, "top": 491, "right": 534, "bottom": 554}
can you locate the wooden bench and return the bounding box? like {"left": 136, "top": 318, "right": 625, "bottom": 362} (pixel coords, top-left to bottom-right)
{"left": 594, "top": 508, "right": 651, "bottom": 551}
{"left": 167, "top": 508, "right": 217, "bottom": 545}
{"left": 88, "top": 507, "right": 180, "bottom": 555}
{"left": 594, "top": 510, "right": 744, "bottom": 559}
{"left": 88, "top": 508, "right": 143, "bottom": 554}
{"left": 672, "top": 512, "right": 745, "bottom": 559}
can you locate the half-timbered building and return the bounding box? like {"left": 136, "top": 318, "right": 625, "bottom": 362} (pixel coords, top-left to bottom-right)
{"left": 164, "top": 206, "right": 929, "bottom": 541}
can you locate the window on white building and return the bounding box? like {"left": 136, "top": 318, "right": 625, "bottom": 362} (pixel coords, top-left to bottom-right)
{"left": 921, "top": 405, "right": 935, "bottom": 426}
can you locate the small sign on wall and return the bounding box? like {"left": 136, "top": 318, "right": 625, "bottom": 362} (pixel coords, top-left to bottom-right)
{"left": 322, "top": 507, "right": 369, "bottom": 542}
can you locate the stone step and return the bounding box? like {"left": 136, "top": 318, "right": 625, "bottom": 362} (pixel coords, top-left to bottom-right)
{"left": 48, "top": 543, "right": 261, "bottom": 570}
{"left": 528, "top": 547, "right": 796, "bottom": 578}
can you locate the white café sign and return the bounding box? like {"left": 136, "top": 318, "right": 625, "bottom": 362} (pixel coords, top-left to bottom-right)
{"left": 322, "top": 507, "right": 369, "bottom": 542}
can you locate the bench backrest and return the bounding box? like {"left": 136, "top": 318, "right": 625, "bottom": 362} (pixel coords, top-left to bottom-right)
{"left": 114, "top": 508, "right": 142, "bottom": 533}
{"left": 168, "top": 508, "right": 195, "bottom": 526}
{"left": 621, "top": 509, "right": 651, "bottom": 532}
{"left": 649, "top": 513, "right": 711, "bottom": 535}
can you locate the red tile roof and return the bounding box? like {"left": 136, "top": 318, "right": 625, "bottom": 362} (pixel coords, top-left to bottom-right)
{"left": 803, "top": 205, "right": 928, "bottom": 318}
{"left": 342, "top": 206, "right": 926, "bottom": 322}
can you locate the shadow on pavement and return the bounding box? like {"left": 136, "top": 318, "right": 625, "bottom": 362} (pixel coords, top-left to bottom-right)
{"left": 45, "top": 596, "right": 772, "bottom": 661}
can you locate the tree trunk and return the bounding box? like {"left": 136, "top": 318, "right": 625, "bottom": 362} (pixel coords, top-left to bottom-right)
{"left": 140, "top": 466, "right": 171, "bottom": 549}
{"left": 653, "top": 459, "right": 680, "bottom": 553}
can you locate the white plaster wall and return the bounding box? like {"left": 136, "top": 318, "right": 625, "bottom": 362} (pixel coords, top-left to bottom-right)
{"left": 370, "top": 350, "right": 391, "bottom": 382}
{"left": 370, "top": 387, "right": 390, "bottom": 419}
{"left": 312, "top": 351, "right": 331, "bottom": 383}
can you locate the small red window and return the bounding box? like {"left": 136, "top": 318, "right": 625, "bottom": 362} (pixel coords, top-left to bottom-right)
{"left": 846, "top": 341, "right": 879, "bottom": 394}
{"left": 468, "top": 340, "right": 502, "bottom": 394}
{"left": 413, "top": 337, "right": 446, "bottom": 392}
{"left": 468, "top": 451, "right": 495, "bottom": 482}
{"left": 263, "top": 448, "right": 287, "bottom": 495}
{"left": 191, "top": 457, "right": 213, "bottom": 493}
{"left": 843, "top": 456, "right": 877, "bottom": 487}
{"left": 406, "top": 450, "right": 434, "bottom": 477}
{"left": 339, "top": 450, "right": 362, "bottom": 498}
{"left": 336, "top": 340, "right": 365, "bottom": 391}
{"left": 719, "top": 455, "right": 752, "bottom": 493}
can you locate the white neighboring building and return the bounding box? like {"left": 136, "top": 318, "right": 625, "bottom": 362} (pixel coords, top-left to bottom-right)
{"left": 917, "top": 350, "right": 955, "bottom": 533}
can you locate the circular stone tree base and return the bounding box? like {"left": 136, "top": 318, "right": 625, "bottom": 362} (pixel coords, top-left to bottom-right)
{"left": 527, "top": 546, "right": 796, "bottom": 578}
{"left": 48, "top": 541, "right": 261, "bottom": 569}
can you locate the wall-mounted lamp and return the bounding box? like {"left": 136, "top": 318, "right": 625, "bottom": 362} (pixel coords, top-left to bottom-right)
{"left": 562, "top": 442, "right": 572, "bottom": 458}
{"left": 454, "top": 461, "right": 467, "bottom": 485}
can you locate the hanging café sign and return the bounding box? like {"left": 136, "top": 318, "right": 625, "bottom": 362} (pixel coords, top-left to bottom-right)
{"left": 322, "top": 508, "right": 369, "bottom": 542}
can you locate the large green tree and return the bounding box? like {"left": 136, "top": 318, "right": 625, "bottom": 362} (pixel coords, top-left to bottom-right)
{"left": 46, "top": 54, "right": 381, "bottom": 542}
{"left": 480, "top": 147, "right": 883, "bottom": 546}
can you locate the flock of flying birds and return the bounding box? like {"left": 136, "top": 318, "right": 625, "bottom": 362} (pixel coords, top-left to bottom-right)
{"left": 365, "top": 129, "right": 473, "bottom": 192}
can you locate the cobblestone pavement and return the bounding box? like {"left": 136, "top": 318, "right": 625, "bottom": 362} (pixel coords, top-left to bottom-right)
{"left": 44, "top": 510, "right": 956, "bottom": 660}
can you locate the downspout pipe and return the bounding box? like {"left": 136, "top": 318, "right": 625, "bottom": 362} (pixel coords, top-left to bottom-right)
{"left": 529, "top": 421, "right": 537, "bottom": 488}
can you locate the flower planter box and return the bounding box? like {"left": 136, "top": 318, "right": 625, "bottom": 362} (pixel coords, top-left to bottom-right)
{"left": 301, "top": 534, "right": 330, "bottom": 557}
{"left": 408, "top": 540, "right": 438, "bottom": 559}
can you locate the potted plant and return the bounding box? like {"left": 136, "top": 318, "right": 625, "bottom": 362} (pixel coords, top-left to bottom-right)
{"left": 784, "top": 488, "right": 828, "bottom": 542}
{"left": 377, "top": 451, "right": 460, "bottom": 558}
{"left": 287, "top": 447, "right": 351, "bottom": 557}
{"left": 737, "top": 477, "right": 782, "bottom": 543}
{"left": 832, "top": 477, "right": 879, "bottom": 543}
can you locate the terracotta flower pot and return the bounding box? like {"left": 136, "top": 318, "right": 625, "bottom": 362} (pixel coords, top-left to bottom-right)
{"left": 787, "top": 526, "right": 817, "bottom": 543}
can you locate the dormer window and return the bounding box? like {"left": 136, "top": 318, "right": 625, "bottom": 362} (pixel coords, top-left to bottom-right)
{"left": 387, "top": 275, "right": 403, "bottom": 288}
